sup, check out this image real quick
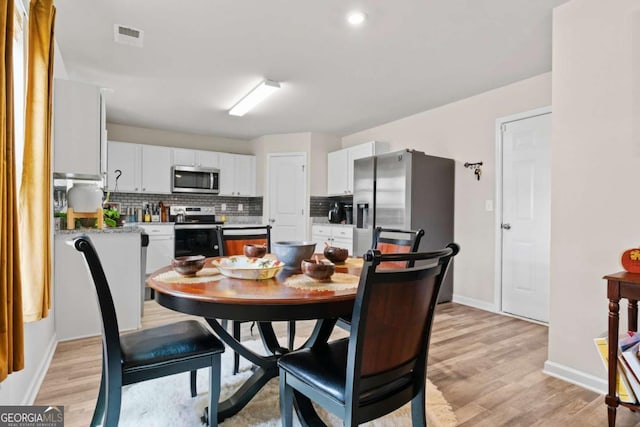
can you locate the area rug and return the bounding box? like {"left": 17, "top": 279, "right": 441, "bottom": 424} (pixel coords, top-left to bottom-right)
{"left": 119, "top": 339, "right": 457, "bottom": 427}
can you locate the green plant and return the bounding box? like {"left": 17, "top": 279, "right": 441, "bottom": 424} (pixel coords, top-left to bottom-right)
{"left": 103, "top": 207, "right": 120, "bottom": 227}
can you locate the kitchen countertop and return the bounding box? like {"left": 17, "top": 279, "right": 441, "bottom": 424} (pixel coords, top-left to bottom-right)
{"left": 312, "top": 222, "right": 355, "bottom": 228}
{"left": 55, "top": 226, "right": 144, "bottom": 235}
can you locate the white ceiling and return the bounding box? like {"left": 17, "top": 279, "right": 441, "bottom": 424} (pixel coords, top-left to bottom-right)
{"left": 54, "top": 0, "right": 569, "bottom": 140}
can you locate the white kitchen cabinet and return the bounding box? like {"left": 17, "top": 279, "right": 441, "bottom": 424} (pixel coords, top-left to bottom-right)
{"left": 311, "top": 225, "right": 353, "bottom": 255}
{"left": 138, "top": 224, "right": 174, "bottom": 274}
{"left": 326, "top": 141, "right": 388, "bottom": 196}
{"left": 172, "top": 148, "right": 196, "bottom": 166}
{"left": 219, "top": 153, "right": 256, "bottom": 196}
{"left": 54, "top": 231, "right": 142, "bottom": 341}
{"left": 196, "top": 150, "right": 220, "bottom": 168}
{"left": 107, "top": 141, "right": 140, "bottom": 192}
{"left": 171, "top": 148, "right": 220, "bottom": 168}
{"left": 140, "top": 145, "right": 172, "bottom": 194}
{"left": 107, "top": 142, "right": 171, "bottom": 194}
{"left": 327, "top": 150, "right": 349, "bottom": 196}
{"left": 53, "top": 79, "right": 104, "bottom": 178}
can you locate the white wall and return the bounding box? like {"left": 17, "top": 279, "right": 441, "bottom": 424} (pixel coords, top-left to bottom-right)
{"left": 106, "top": 123, "right": 252, "bottom": 154}
{"left": 545, "top": 0, "right": 640, "bottom": 390}
{"left": 342, "top": 73, "right": 551, "bottom": 308}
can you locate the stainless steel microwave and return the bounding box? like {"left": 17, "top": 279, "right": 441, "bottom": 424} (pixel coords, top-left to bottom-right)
{"left": 171, "top": 165, "right": 220, "bottom": 194}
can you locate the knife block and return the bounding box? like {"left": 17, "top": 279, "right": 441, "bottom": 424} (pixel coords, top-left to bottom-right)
{"left": 66, "top": 207, "right": 103, "bottom": 230}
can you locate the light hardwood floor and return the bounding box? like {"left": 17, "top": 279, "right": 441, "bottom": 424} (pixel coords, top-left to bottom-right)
{"left": 35, "top": 301, "right": 640, "bottom": 426}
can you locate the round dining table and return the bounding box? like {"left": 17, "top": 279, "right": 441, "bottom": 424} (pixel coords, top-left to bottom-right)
{"left": 147, "top": 256, "right": 364, "bottom": 425}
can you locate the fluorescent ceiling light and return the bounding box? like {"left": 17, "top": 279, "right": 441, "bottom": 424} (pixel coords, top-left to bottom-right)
{"left": 347, "top": 11, "right": 367, "bottom": 26}
{"left": 229, "top": 80, "right": 281, "bottom": 116}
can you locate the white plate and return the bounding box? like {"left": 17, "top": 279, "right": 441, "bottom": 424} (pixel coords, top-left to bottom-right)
{"left": 211, "top": 256, "right": 284, "bottom": 280}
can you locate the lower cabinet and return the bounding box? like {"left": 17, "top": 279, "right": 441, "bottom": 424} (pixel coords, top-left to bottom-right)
{"left": 139, "top": 224, "right": 174, "bottom": 275}
{"left": 311, "top": 225, "right": 354, "bottom": 255}
{"left": 54, "top": 231, "right": 142, "bottom": 341}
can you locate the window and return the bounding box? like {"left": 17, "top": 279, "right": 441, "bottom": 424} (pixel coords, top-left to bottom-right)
{"left": 13, "top": 0, "right": 26, "bottom": 191}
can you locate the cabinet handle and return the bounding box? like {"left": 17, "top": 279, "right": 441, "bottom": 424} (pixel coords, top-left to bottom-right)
{"left": 142, "top": 188, "right": 146, "bottom": 191}
{"left": 135, "top": 187, "right": 138, "bottom": 191}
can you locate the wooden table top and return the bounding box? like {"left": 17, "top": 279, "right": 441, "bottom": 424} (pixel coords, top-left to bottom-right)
{"left": 147, "top": 256, "right": 363, "bottom": 306}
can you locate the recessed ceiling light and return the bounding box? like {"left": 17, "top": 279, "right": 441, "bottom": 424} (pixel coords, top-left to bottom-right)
{"left": 347, "top": 11, "right": 367, "bottom": 26}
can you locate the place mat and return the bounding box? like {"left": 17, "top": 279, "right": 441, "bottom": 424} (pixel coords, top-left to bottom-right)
{"left": 335, "top": 257, "right": 364, "bottom": 268}
{"left": 283, "top": 272, "right": 360, "bottom": 291}
{"left": 153, "top": 268, "right": 223, "bottom": 284}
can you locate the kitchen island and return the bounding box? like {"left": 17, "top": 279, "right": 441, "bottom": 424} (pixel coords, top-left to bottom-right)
{"left": 54, "top": 227, "right": 144, "bottom": 341}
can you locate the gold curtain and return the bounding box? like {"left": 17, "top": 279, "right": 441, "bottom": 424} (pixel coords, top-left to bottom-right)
{"left": 19, "top": 0, "right": 55, "bottom": 322}
{"left": 0, "top": 0, "right": 25, "bottom": 381}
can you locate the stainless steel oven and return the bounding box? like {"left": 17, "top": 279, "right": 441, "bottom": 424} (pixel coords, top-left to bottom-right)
{"left": 171, "top": 206, "right": 222, "bottom": 257}
{"left": 172, "top": 165, "right": 220, "bottom": 194}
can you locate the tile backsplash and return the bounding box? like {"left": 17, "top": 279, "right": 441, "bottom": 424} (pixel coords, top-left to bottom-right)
{"left": 103, "top": 192, "right": 350, "bottom": 219}
{"left": 106, "top": 192, "right": 263, "bottom": 217}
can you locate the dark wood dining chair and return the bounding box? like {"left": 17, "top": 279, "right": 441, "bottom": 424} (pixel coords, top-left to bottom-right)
{"left": 71, "top": 235, "right": 225, "bottom": 427}
{"left": 216, "top": 225, "right": 296, "bottom": 374}
{"left": 337, "top": 226, "right": 426, "bottom": 331}
{"left": 373, "top": 226, "right": 425, "bottom": 269}
{"left": 278, "top": 244, "right": 459, "bottom": 427}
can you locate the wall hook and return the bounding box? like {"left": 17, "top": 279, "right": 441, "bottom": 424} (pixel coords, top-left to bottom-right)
{"left": 464, "top": 162, "right": 483, "bottom": 181}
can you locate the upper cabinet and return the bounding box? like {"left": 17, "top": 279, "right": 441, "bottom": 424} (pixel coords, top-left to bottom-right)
{"left": 140, "top": 145, "right": 172, "bottom": 193}
{"left": 171, "top": 148, "right": 220, "bottom": 168}
{"left": 327, "top": 141, "right": 388, "bottom": 196}
{"left": 108, "top": 141, "right": 255, "bottom": 196}
{"left": 107, "top": 141, "right": 171, "bottom": 194}
{"left": 218, "top": 153, "right": 256, "bottom": 197}
{"left": 107, "top": 141, "right": 139, "bottom": 192}
{"left": 53, "top": 79, "right": 105, "bottom": 178}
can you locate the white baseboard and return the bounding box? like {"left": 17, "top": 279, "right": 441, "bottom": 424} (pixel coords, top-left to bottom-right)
{"left": 451, "top": 294, "right": 498, "bottom": 313}
{"left": 543, "top": 360, "right": 606, "bottom": 395}
{"left": 22, "top": 334, "right": 58, "bottom": 405}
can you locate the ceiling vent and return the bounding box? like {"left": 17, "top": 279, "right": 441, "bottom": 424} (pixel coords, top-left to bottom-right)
{"left": 113, "top": 24, "right": 144, "bottom": 47}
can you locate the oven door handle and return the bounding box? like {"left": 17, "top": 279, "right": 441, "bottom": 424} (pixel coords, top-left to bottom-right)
{"left": 174, "top": 224, "right": 219, "bottom": 230}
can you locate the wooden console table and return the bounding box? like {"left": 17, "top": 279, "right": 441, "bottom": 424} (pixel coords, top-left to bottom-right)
{"left": 604, "top": 271, "right": 640, "bottom": 426}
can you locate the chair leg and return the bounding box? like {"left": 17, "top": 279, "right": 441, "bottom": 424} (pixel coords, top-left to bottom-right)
{"left": 279, "top": 370, "right": 294, "bottom": 427}
{"left": 233, "top": 321, "right": 241, "bottom": 374}
{"left": 102, "top": 382, "right": 122, "bottom": 427}
{"left": 190, "top": 370, "right": 197, "bottom": 397}
{"left": 90, "top": 367, "right": 106, "bottom": 427}
{"left": 287, "top": 321, "right": 296, "bottom": 350}
{"left": 209, "top": 355, "right": 221, "bottom": 427}
{"left": 410, "top": 387, "right": 427, "bottom": 427}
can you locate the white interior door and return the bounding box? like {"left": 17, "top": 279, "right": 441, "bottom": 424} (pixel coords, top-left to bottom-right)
{"left": 501, "top": 112, "right": 551, "bottom": 322}
{"left": 268, "top": 153, "right": 307, "bottom": 242}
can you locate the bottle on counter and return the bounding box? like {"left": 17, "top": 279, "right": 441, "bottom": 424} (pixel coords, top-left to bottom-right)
{"left": 144, "top": 204, "right": 151, "bottom": 222}
{"left": 151, "top": 203, "right": 160, "bottom": 222}
{"left": 159, "top": 201, "right": 167, "bottom": 222}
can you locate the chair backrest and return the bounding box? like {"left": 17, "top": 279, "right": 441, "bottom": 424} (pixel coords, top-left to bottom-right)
{"left": 371, "top": 227, "right": 425, "bottom": 269}
{"left": 71, "top": 235, "right": 123, "bottom": 387}
{"left": 216, "top": 225, "right": 272, "bottom": 256}
{"left": 345, "top": 244, "right": 459, "bottom": 411}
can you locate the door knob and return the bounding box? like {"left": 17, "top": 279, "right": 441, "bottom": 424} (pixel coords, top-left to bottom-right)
{"left": 501, "top": 223, "right": 511, "bottom": 230}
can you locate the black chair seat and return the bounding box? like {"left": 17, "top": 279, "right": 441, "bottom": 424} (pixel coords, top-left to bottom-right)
{"left": 279, "top": 338, "right": 349, "bottom": 403}
{"left": 279, "top": 338, "right": 414, "bottom": 406}
{"left": 121, "top": 320, "right": 224, "bottom": 371}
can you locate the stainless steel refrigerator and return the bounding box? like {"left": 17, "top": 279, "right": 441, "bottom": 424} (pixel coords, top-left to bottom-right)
{"left": 353, "top": 149, "right": 455, "bottom": 302}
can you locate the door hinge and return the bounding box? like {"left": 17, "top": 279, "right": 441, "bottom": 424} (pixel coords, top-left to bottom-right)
{"left": 301, "top": 164, "right": 305, "bottom": 172}
{"left": 501, "top": 124, "right": 507, "bottom": 133}
{"left": 301, "top": 208, "right": 304, "bottom": 215}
